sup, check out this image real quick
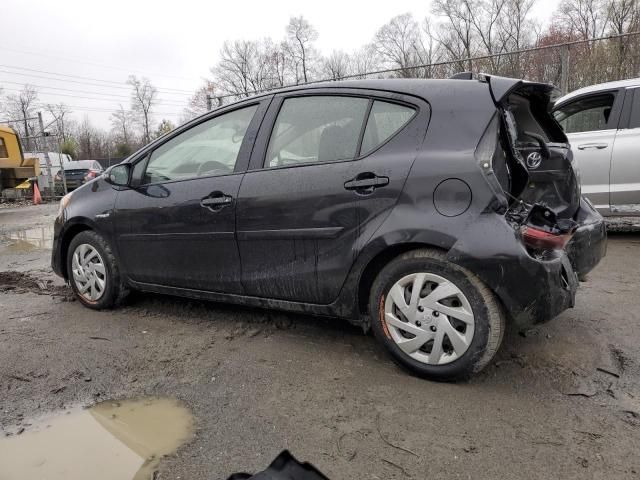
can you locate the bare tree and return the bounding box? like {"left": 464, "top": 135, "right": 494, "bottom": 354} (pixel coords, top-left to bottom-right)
{"left": 416, "top": 18, "right": 443, "bottom": 78}
{"left": 606, "top": 0, "right": 640, "bottom": 76}
{"left": 110, "top": 104, "right": 135, "bottom": 147}
{"left": 128, "top": 75, "right": 157, "bottom": 144}
{"left": 497, "top": 0, "right": 538, "bottom": 77}
{"left": 433, "top": 0, "right": 478, "bottom": 71}
{"left": 264, "top": 40, "right": 291, "bottom": 87}
{"left": 468, "top": 0, "right": 509, "bottom": 71}
{"left": 3, "top": 85, "right": 39, "bottom": 147}
{"left": 607, "top": 0, "right": 639, "bottom": 34}
{"left": 373, "top": 13, "right": 426, "bottom": 77}
{"left": 322, "top": 50, "right": 352, "bottom": 80}
{"left": 45, "top": 103, "right": 72, "bottom": 141}
{"left": 286, "top": 16, "right": 318, "bottom": 83}
{"left": 350, "top": 45, "right": 381, "bottom": 79}
{"left": 557, "top": 0, "right": 608, "bottom": 41}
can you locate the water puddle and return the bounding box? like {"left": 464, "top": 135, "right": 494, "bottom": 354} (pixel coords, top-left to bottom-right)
{"left": 0, "top": 397, "right": 194, "bottom": 480}
{"left": 0, "top": 225, "right": 54, "bottom": 253}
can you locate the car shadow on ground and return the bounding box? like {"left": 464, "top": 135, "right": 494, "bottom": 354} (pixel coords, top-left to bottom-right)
{"left": 119, "top": 287, "right": 573, "bottom": 385}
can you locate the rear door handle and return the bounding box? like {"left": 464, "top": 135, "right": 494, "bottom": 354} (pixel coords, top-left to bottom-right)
{"left": 577, "top": 143, "right": 608, "bottom": 150}
{"left": 344, "top": 173, "right": 389, "bottom": 194}
{"left": 201, "top": 193, "right": 233, "bottom": 211}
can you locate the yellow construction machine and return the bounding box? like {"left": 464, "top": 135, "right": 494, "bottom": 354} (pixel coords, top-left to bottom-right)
{"left": 0, "top": 125, "right": 41, "bottom": 199}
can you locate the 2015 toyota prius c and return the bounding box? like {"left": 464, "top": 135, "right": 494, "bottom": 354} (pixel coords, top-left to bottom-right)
{"left": 52, "top": 74, "right": 607, "bottom": 380}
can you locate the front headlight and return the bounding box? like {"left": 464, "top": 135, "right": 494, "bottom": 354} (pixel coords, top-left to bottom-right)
{"left": 58, "top": 192, "right": 73, "bottom": 218}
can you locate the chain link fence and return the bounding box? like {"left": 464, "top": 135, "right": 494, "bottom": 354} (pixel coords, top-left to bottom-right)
{"left": 210, "top": 31, "right": 640, "bottom": 105}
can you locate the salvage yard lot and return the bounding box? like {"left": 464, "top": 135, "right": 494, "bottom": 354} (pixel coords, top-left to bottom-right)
{"left": 1, "top": 203, "right": 639, "bottom": 479}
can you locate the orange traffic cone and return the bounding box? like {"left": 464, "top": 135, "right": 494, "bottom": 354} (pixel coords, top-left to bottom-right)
{"left": 33, "top": 182, "right": 42, "bottom": 205}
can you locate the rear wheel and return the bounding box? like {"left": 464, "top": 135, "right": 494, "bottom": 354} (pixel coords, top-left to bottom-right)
{"left": 67, "top": 230, "right": 128, "bottom": 309}
{"left": 369, "top": 249, "right": 504, "bottom": 381}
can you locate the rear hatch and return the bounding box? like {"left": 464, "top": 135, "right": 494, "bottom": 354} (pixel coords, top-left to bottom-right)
{"left": 56, "top": 167, "right": 91, "bottom": 189}
{"left": 476, "top": 75, "right": 582, "bottom": 251}
{"left": 63, "top": 169, "right": 90, "bottom": 181}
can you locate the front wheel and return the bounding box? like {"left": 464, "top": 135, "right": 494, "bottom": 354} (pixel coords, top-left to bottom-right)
{"left": 67, "top": 230, "right": 129, "bottom": 309}
{"left": 369, "top": 249, "right": 504, "bottom": 381}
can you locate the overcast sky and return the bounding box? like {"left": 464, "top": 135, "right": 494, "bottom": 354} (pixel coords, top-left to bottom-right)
{"left": 1, "top": 0, "right": 558, "bottom": 130}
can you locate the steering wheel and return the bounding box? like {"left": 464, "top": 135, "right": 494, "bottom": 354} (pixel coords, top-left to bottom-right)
{"left": 197, "top": 161, "right": 229, "bottom": 176}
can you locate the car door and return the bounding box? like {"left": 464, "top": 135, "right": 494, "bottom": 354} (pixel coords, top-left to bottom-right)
{"left": 235, "top": 90, "right": 426, "bottom": 304}
{"left": 113, "top": 100, "right": 269, "bottom": 293}
{"left": 609, "top": 87, "right": 640, "bottom": 214}
{"left": 553, "top": 89, "right": 624, "bottom": 214}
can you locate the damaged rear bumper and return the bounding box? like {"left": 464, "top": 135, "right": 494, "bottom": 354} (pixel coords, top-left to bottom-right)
{"left": 447, "top": 199, "right": 606, "bottom": 329}
{"left": 565, "top": 198, "right": 607, "bottom": 279}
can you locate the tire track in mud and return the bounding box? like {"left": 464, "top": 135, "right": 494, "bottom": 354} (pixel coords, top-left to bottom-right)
{"left": 0, "top": 271, "right": 73, "bottom": 299}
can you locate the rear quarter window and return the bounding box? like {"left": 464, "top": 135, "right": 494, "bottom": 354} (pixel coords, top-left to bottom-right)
{"left": 360, "top": 101, "right": 416, "bottom": 155}
{"left": 0, "top": 138, "right": 8, "bottom": 158}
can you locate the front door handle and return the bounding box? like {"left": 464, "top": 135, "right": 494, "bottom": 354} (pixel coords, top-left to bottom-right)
{"left": 201, "top": 192, "right": 233, "bottom": 211}
{"left": 344, "top": 173, "right": 389, "bottom": 195}
{"left": 577, "top": 143, "right": 608, "bottom": 150}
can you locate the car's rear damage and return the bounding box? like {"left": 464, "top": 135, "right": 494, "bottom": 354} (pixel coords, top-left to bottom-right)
{"left": 448, "top": 75, "right": 606, "bottom": 328}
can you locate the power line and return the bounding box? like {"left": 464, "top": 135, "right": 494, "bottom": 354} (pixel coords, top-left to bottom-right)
{"left": 35, "top": 103, "right": 182, "bottom": 116}
{"left": 3, "top": 46, "right": 197, "bottom": 82}
{"left": 2, "top": 87, "right": 188, "bottom": 109}
{"left": 0, "top": 65, "right": 194, "bottom": 95}
{"left": 0, "top": 81, "right": 188, "bottom": 106}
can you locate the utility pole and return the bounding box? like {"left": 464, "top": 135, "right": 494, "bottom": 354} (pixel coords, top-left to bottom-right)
{"left": 37, "top": 112, "right": 54, "bottom": 195}
{"left": 206, "top": 95, "right": 212, "bottom": 111}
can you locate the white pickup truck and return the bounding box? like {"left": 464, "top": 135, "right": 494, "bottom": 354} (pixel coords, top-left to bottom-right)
{"left": 553, "top": 78, "right": 640, "bottom": 216}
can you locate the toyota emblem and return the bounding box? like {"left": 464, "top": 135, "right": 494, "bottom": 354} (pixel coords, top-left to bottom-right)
{"left": 526, "top": 151, "right": 542, "bottom": 169}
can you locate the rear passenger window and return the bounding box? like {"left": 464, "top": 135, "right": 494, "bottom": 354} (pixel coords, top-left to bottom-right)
{"left": 265, "top": 96, "right": 369, "bottom": 167}
{"left": 360, "top": 101, "right": 416, "bottom": 155}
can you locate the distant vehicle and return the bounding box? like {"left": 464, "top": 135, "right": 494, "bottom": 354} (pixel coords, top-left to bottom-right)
{"left": 25, "top": 151, "right": 74, "bottom": 176}
{"left": 52, "top": 75, "right": 606, "bottom": 380}
{"left": 54, "top": 160, "right": 104, "bottom": 193}
{"left": 553, "top": 78, "right": 640, "bottom": 216}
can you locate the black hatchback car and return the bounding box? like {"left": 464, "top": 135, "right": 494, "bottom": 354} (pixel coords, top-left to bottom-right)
{"left": 52, "top": 74, "right": 606, "bottom": 380}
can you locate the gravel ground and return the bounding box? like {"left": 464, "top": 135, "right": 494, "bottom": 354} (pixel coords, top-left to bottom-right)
{"left": 1, "top": 203, "right": 639, "bottom": 479}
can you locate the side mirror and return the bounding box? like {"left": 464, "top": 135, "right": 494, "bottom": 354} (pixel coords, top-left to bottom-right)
{"left": 107, "top": 164, "right": 131, "bottom": 187}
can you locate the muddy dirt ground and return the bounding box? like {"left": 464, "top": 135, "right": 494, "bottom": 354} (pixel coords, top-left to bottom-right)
{"left": 1, "top": 203, "right": 639, "bottom": 479}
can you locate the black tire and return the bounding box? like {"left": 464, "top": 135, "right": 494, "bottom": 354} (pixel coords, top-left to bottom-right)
{"left": 369, "top": 248, "right": 504, "bottom": 381}
{"left": 66, "top": 230, "right": 129, "bottom": 309}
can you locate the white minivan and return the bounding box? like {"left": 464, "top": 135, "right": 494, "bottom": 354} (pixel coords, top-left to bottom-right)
{"left": 553, "top": 78, "right": 640, "bottom": 216}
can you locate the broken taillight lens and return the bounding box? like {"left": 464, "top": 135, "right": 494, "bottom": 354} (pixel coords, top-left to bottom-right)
{"left": 520, "top": 225, "right": 572, "bottom": 251}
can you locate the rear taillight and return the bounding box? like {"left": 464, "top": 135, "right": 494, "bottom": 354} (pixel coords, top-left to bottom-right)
{"left": 84, "top": 170, "right": 98, "bottom": 181}
{"left": 520, "top": 225, "right": 572, "bottom": 251}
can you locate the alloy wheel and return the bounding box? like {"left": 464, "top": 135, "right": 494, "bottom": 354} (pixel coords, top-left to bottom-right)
{"left": 384, "top": 272, "right": 475, "bottom": 365}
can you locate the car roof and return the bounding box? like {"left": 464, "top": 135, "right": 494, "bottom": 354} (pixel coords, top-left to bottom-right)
{"left": 65, "top": 160, "right": 101, "bottom": 169}
{"left": 555, "top": 77, "right": 640, "bottom": 106}
{"left": 223, "top": 78, "right": 496, "bottom": 104}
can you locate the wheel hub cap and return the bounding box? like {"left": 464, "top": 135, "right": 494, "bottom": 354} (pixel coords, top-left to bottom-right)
{"left": 71, "top": 244, "right": 106, "bottom": 302}
{"left": 384, "top": 272, "right": 475, "bottom": 365}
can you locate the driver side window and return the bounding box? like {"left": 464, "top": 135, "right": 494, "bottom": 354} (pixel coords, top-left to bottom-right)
{"left": 141, "top": 104, "right": 258, "bottom": 184}
{"left": 553, "top": 93, "right": 616, "bottom": 134}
